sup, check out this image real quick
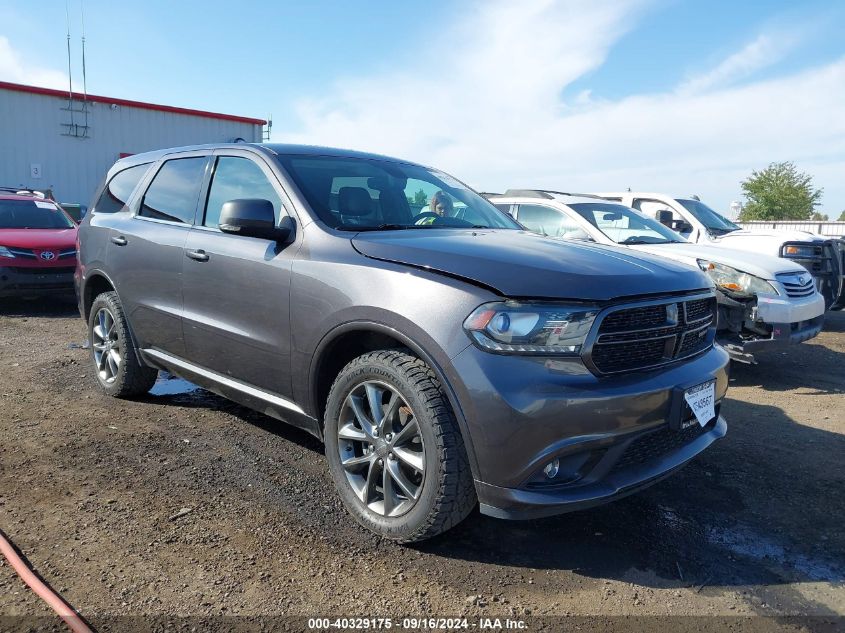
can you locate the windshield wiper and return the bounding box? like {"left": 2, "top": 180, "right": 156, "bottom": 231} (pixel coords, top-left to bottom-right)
{"left": 620, "top": 237, "right": 669, "bottom": 245}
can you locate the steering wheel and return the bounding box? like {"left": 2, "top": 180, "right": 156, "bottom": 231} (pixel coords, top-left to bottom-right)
{"left": 413, "top": 211, "right": 440, "bottom": 223}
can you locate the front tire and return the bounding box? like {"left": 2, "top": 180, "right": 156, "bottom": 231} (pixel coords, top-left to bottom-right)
{"left": 324, "top": 350, "right": 476, "bottom": 542}
{"left": 88, "top": 291, "right": 158, "bottom": 397}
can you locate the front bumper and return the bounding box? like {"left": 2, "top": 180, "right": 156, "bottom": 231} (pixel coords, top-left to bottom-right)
{"left": 0, "top": 266, "right": 76, "bottom": 297}
{"left": 478, "top": 416, "right": 727, "bottom": 520}
{"left": 717, "top": 292, "right": 825, "bottom": 358}
{"left": 445, "top": 344, "right": 730, "bottom": 518}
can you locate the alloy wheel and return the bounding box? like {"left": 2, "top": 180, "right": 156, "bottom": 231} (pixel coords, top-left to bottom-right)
{"left": 336, "top": 381, "right": 425, "bottom": 517}
{"left": 92, "top": 307, "right": 121, "bottom": 384}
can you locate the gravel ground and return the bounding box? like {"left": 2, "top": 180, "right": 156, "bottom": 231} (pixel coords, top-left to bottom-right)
{"left": 0, "top": 297, "right": 843, "bottom": 632}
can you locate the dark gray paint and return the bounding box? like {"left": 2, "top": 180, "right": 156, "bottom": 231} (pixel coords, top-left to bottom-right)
{"left": 78, "top": 142, "right": 730, "bottom": 519}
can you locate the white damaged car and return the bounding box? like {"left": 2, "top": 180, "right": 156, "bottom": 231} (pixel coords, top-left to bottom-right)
{"left": 487, "top": 190, "right": 826, "bottom": 362}
{"left": 593, "top": 191, "right": 845, "bottom": 310}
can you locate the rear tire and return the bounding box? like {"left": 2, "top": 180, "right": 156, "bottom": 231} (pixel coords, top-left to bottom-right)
{"left": 324, "top": 350, "right": 476, "bottom": 543}
{"left": 88, "top": 291, "right": 158, "bottom": 398}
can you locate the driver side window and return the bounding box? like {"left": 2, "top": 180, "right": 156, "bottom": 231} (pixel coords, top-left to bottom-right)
{"left": 633, "top": 199, "right": 691, "bottom": 237}
{"left": 404, "top": 179, "right": 441, "bottom": 215}
{"left": 204, "top": 157, "right": 283, "bottom": 228}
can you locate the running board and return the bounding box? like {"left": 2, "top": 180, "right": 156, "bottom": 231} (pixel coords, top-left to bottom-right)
{"left": 141, "top": 348, "right": 306, "bottom": 415}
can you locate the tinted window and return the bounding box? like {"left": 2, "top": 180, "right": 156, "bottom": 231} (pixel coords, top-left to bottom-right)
{"left": 94, "top": 163, "right": 151, "bottom": 214}
{"left": 0, "top": 200, "right": 75, "bottom": 229}
{"left": 139, "top": 157, "right": 207, "bottom": 224}
{"left": 517, "top": 204, "right": 580, "bottom": 237}
{"left": 277, "top": 155, "right": 519, "bottom": 231}
{"left": 492, "top": 203, "right": 512, "bottom": 215}
{"left": 204, "top": 157, "right": 284, "bottom": 228}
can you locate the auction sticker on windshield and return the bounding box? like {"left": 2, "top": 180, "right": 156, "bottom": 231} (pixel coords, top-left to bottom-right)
{"left": 684, "top": 380, "right": 716, "bottom": 427}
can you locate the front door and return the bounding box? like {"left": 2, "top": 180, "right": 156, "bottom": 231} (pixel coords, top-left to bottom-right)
{"left": 180, "top": 151, "right": 298, "bottom": 400}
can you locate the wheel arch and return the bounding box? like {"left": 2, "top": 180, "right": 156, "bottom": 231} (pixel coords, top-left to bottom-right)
{"left": 309, "top": 321, "right": 481, "bottom": 478}
{"left": 81, "top": 269, "right": 119, "bottom": 322}
{"left": 82, "top": 270, "right": 146, "bottom": 368}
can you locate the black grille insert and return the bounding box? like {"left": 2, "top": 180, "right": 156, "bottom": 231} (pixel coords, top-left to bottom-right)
{"left": 589, "top": 295, "right": 716, "bottom": 374}
{"left": 612, "top": 418, "right": 715, "bottom": 473}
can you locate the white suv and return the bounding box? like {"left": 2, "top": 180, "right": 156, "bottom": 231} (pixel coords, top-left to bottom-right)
{"left": 487, "top": 190, "right": 825, "bottom": 362}
{"left": 594, "top": 192, "right": 844, "bottom": 309}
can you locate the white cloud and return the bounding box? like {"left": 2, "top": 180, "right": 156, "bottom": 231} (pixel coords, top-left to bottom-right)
{"left": 0, "top": 35, "right": 68, "bottom": 89}
{"left": 284, "top": 0, "right": 845, "bottom": 214}
{"left": 677, "top": 32, "right": 798, "bottom": 95}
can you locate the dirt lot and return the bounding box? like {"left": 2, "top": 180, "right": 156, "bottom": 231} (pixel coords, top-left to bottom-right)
{"left": 0, "top": 297, "right": 843, "bottom": 632}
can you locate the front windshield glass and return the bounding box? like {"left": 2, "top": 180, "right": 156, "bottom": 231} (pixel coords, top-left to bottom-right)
{"left": 276, "top": 155, "right": 520, "bottom": 231}
{"left": 677, "top": 198, "right": 740, "bottom": 235}
{"left": 0, "top": 200, "right": 75, "bottom": 229}
{"left": 568, "top": 202, "right": 684, "bottom": 245}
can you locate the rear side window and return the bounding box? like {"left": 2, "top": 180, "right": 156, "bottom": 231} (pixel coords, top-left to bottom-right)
{"left": 516, "top": 204, "right": 577, "bottom": 237}
{"left": 204, "top": 157, "right": 283, "bottom": 228}
{"left": 93, "top": 163, "right": 150, "bottom": 214}
{"left": 139, "top": 157, "right": 208, "bottom": 224}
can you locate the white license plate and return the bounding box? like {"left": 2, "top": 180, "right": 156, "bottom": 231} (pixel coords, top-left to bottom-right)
{"left": 683, "top": 380, "right": 716, "bottom": 427}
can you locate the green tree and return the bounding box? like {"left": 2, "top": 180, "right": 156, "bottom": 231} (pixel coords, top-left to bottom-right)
{"left": 406, "top": 188, "right": 428, "bottom": 206}
{"left": 838, "top": 210, "right": 845, "bottom": 221}
{"left": 739, "top": 161, "right": 822, "bottom": 221}
{"left": 810, "top": 212, "right": 828, "bottom": 221}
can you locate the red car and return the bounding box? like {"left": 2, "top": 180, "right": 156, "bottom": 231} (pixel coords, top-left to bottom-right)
{"left": 0, "top": 190, "right": 78, "bottom": 297}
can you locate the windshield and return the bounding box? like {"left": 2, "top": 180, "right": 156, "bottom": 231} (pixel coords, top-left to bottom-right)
{"left": 276, "top": 155, "right": 520, "bottom": 231}
{"left": 568, "top": 202, "right": 684, "bottom": 245}
{"left": 0, "top": 200, "right": 75, "bottom": 229}
{"left": 677, "top": 199, "right": 740, "bottom": 235}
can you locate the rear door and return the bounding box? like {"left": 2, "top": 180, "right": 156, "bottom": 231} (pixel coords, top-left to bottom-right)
{"left": 180, "top": 149, "right": 299, "bottom": 399}
{"left": 106, "top": 152, "right": 210, "bottom": 356}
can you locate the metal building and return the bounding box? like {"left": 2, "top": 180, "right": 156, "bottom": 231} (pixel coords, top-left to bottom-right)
{"left": 0, "top": 81, "right": 266, "bottom": 206}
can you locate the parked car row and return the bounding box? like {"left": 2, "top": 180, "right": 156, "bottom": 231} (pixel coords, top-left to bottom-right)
{"left": 486, "top": 190, "right": 827, "bottom": 363}
{"left": 597, "top": 191, "right": 845, "bottom": 311}
{"left": 0, "top": 143, "right": 832, "bottom": 543}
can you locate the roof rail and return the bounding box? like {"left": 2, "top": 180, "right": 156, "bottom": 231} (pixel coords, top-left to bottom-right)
{"left": 0, "top": 186, "right": 46, "bottom": 198}
{"left": 502, "top": 189, "right": 606, "bottom": 200}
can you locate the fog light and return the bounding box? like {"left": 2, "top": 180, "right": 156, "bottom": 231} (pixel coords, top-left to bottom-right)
{"left": 543, "top": 459, "right": 560, "bottom": 479}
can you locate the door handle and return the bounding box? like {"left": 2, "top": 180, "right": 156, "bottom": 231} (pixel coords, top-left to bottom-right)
{"left": 185, "top": 249, "right": 209, "bottom": 262}
{"left": 110, "top": 236, "right": 127, "bottom": 246}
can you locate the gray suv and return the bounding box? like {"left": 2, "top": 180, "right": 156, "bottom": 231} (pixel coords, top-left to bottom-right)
{"left": 77, "top": 144, "right": 730, "bottom": 542}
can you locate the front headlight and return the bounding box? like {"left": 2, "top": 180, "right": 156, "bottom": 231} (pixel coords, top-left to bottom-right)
{"left": 463, "top": 301, "right": 598, "bottom": 355}
{"left": 697, "top": 260, "right": 778, "bottom": 297}
{"left": 0, "top": 246, "right": 15, "bottom": 258}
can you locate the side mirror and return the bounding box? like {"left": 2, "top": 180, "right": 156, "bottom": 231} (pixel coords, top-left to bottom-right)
{"left": 219, "top": 199, "right": 292, "bottom": 242}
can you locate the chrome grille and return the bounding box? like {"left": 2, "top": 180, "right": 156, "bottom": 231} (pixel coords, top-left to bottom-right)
{"left": 587, "top": 295, "right": 716, "bottom": 375}
{"left": 776, "top": 272, "right": 816, "bottom": 298}
{"left": 7, "top": 247, "right": 37, "bottom": 258}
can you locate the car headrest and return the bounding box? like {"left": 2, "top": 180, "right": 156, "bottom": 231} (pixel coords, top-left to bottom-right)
{"left": 338, "top": 187, "right": 374, "bottom": 217}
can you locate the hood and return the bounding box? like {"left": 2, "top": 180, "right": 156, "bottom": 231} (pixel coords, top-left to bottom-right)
{"left": 0, "top": 227, "right": 78, "bottom": 250}
{"left": 631, "top": 242, "right": 806, "bottom": 280}
{"left": 716, "top": 229, "right": 827, "bottom": 244}
{"left": 351, "top": 229, "right": 711, "bottom": 301}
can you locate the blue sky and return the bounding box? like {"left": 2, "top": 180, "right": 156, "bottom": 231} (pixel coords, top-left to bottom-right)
{"left": 1, "top": 0, "right": 844, "bottom": 215}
